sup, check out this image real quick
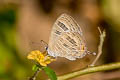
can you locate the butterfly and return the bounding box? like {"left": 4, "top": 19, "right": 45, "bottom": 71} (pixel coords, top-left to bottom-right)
{"left": 46, "top": 13, "right": 95, "bottom": 60}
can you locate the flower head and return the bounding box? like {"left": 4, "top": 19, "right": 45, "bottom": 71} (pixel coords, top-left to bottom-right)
{"left": 27, "top": 50, "right": 56, "bottom": 66}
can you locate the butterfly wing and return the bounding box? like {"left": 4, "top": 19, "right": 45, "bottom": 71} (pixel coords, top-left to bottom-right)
{"left": 48, "top": 13, "right": 87, "bottom": 60}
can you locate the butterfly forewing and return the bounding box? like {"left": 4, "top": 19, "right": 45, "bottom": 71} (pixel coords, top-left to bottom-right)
{"left": 48, "top": 13, "right": 87, "bottom": 60}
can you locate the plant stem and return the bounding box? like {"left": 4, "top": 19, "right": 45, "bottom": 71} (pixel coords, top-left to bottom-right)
{"left": 57, "top": 62, "right": 120, "bottom": 80}
{"left": 90, "top": 28, "right": 106, "bottom": 66}
{"left": 29, "top": 68, "right": 40, "bottom": 80}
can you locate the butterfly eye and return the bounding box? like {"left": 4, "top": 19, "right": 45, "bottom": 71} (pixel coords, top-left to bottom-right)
{"left": 45, "top": 46, "right": 48, "bottom": 50}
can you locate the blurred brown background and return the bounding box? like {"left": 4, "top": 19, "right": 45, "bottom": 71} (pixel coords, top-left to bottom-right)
{"left": 0, "top": 0, "right": 120, "bottom": 80}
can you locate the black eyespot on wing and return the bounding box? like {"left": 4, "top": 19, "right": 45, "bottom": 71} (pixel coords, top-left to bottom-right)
{"left": 57, "top": 21, "right": 68, "bottom": 31}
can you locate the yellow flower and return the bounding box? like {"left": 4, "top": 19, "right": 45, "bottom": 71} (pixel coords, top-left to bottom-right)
{"left": 27, "top": 50, "right": 56, "bottom": 66}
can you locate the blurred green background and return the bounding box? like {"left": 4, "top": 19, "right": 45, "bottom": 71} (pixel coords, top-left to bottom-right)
{"left": 0, "top": 4, "right": 32, "bottom": 80}
{"left": 0, "top": 0, "right": 120, "bottom": 80}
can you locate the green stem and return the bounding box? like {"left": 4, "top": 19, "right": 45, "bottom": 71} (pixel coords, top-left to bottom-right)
{"left": 57, "top": 62, "right": 120, "bottom": 80}
{"left": 29, "top": 68, "right": 40, "bottom": 80}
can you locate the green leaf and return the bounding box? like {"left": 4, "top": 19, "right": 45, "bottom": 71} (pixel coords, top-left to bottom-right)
{"left": 32, "top": 65, "right": 39, "bottom": 72}
{"left": 43, "top": 67, "right": 57, "bottom": 80}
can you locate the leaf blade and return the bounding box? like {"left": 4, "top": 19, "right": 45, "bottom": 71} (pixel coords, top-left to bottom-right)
{"left": 43, "top": 67, "right": 57, "bottom": 80}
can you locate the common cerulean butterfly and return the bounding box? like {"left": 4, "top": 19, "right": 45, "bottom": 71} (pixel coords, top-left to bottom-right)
{"left": 44, "top": 13, "right": 96, "bottom": 60}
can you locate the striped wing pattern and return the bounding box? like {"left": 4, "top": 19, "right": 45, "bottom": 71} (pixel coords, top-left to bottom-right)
{"left": 48, "top": 13, "right": 87, "bottom": 60}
